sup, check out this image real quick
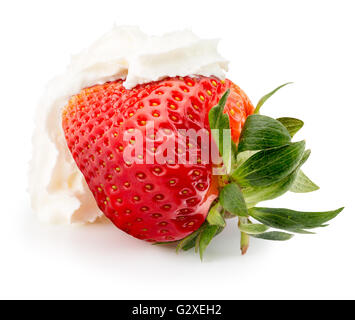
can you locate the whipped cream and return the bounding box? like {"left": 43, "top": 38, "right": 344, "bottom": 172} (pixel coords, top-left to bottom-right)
{"left": 29, "top": 26, "right": 229, "bottom": 224}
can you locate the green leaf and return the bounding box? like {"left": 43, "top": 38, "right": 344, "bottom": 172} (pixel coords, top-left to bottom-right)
{"left": 153, "top": 241, "right": 179, "bottom": 246}
{"left": 299, "top": 149, "right": 311, "bottom": 166}
{"left": 290, "top": 170, "right": 319, "bottom": 193}
{"left": 209, "top": 90, "right": 234, "bottom": 173}
{"left": 231, "top": 140, "right": 239, "bottom": 166}
{"left": 195, "top": 232, "right": 202, "bottom": 253}
{"left": 236, "top": 150, "right": 258, "bottom": 167}
{"left": 239, "top": 223, "right": 269, "bottom": 235}
{"left": 182, "top": 238, "right": 198, "bottom": 251}
{"left": 232, "top": 141, "right": 306, "bottom": 187}
{"left": 209, "top": 90, "right": 230, "bottom": 129}
{"left": 251, "top": 231, "right": 294, "bottom": 241}
{"left": 199, "top": 224, "right": 219, "bottom": 261}
{"left": 242, "top": 148, "right": 311, "bottom": 206}
{"left": 207, "top": 203, "right": 226, "bottom": 227}
{"left": 220, "top": 183, "right": 249, "bottom": 217}
{"left": 242, "top": 149, "right": 310, "bottom": 206}
{"left": 249, "top": 207, "right": 344, "bottom": 233}
{"left": 254, "top": 82, "right": 293, "bottom": 114}
{"left": 277, "top": 117, "right": 304, "bottom": 137}
{"left": 238, "top": 115, "right": 291, "bottom": 153}
{"left": 288, "top": 229, "right": 315, "bottom": 235}
{"left": 176, "top": 229, "right": 201, "bottom": 253}
{"left": 243, "top": 170, "right": 298, "bottom": 207}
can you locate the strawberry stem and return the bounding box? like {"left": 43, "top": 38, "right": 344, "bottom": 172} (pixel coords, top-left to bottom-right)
{"left": 239, "top": 217, "right": 250, "bottom": 255}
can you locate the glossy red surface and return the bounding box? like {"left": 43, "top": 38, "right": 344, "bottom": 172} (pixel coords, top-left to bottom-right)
{"left": 62, "top": 76, "right": 253, "bottom": 242}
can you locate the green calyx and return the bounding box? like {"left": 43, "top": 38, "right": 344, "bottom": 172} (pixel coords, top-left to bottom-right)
{"left": 170, "top": 83, "right": 344, "bottom": 260}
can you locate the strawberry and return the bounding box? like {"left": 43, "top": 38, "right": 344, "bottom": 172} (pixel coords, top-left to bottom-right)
{"left": 62, "top": 76, "right": 253, "bottom": 242}
{"left": 62, "top": 76, "right": 343, "bottom": 258}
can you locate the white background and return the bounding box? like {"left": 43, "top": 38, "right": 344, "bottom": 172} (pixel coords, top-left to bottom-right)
{"left": 0, "top": 0, "right": 354, "bottom": 300}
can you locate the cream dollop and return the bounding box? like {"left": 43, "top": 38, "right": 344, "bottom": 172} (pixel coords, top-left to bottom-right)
{"left": 29, "top": 26, "right": 229, "bottom": 224}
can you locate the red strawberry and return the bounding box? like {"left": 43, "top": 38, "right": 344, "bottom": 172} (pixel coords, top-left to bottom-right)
{"left": 62, "top": 76, "right": 254, "bottom": 242}
{"left": 62, "top": 76, "right": 343, "bottom": 258}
